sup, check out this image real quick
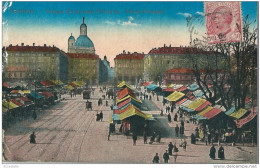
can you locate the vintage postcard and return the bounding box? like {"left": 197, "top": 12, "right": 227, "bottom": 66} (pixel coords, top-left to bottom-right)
{"left": 1, "top": 1, "right": 258, "bottom": 167}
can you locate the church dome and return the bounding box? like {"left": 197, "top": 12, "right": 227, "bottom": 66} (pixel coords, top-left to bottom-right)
{"left": 75, "top": 35, "right": 94, "bottom": 48}
{"left": 68, "top": 35, "right": 75, "bottom": 41}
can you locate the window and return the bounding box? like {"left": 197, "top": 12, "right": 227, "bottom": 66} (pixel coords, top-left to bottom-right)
{"left": 167, "top": 60, "right": 170, "bottom": 64}
{"left": 20, "top": 72, "right": 22, "bottom": 77}
{"left": 172, "top": 60, "right": 174, "bottom": 64}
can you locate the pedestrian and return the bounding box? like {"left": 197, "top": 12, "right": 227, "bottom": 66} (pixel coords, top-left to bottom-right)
{"left": 208, "top": 133, "right": 211, "bottom": 145}
{"left": 30, "top": 131, "right": 36, "bottom": 144}
{"left": 209, "top": 145, "right": 216, "bottom": 159}
{"left": 180, "top": 126, "right": 184, "bottom": 139}
{"left": 191, "top": 133, "right": 196, "bottom": 144}
{"left": 153, "top": 153, "right": 159, "bottom": 163}
{"left": 218, "top": 145, "right": 225, "bottom": 160}
{"left": 143, "top": 131, "right": 147, "bottom": 144}
{"left": 132, "top": 132, "right": 137, "bottom": 146}
{"left": 174, "top": 113, "right": 178, "bottom": 121}
{"left": 173, "top": 149, "right": 178, "bottom": 163}
{"left": 163, "top": 150, "right": 169, "bottom": 163}
{"left": 182, "top": 139, "right": 187, "bottom": 151}
{"left": 167, "top": 113, "right": 172, "bottom": 123}
{"left": 181, "top": 120, "right": 184, "bottom": 127}
{"left": 195, "top": 127, "right": 199, "bottom": 138}
{"left": 175, "top": 124, "right": 179, "bottom": 137}
{"left": 149, "top": 95, "right": 152, "bottom": 100}
{"left": 165, "top": 106, "right": 168, "bottom": 113}
{"left": 106, "top": 100, "right": 108, "bottom": 106}
{"left": 96, "top": 112, "right": 100, "bottom": 121}
{"left": 149, "top": 131, "right": 156, "bottom": 144}
{"left": 171, "top": 106, "right": 174, "bottom": 113}
{"left": 108, "top": 132, "right": 110, "bottom": 141}
{"left": 156, "top": 131, "right": 161, "bottom": 143}
{"left": 157, "top": 95, "right": 159, "bottom": 101}
{"left": 99, "top": 111, "right": 103, "bottom": 121}
{"left": 168, "top": 142, "right": 174, "bottom": 155}
{"left": 160, "top": 110, "right": 163, "bottom": 116}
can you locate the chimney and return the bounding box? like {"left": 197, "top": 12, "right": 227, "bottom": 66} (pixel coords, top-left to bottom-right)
{"left": 9, "top": 44, "right": 12, "bottom": 47}
{"left": 142, "top": 52, "right": 144, "bottom": 54}
{"left": 21, "top": 43, "right": 24, "bottom": 46}
{"left": 169, "top": 44, "right": 171, "bottom": 47}
{"left": 53, "top": 45, "right": 55, "bottom": 47}
{"left": 33, "top": 43, "right": 35, "bottom": 46}
{"left": 164, "top": 44, "right": 166, "bottom": 47}
{"left": 123, "top": 50, "right": 125, "bottom": 54}
{"left": 128, "top": 51, "right": 130, "bottom": 54}
{"left": 44, "top": 44, "right": 46, "bottom": 47}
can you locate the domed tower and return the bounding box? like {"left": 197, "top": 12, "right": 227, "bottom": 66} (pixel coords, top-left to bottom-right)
{"left": 68, "top": 33, "right": 75, "bottom": 53}
{"left": 80, "top": 17, "right": 87, "bottom": 35}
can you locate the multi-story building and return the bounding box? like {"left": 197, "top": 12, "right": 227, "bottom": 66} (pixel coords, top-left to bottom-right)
{"left": 99, "top": 58, "right": 108, "bottom": 84}
{"left": 67, "top": 53, "right": 99, "bottom": 84}
{"left": 67, "top": 17, "right": 99, "bottom": 84}
{"left": 102, "top": 56, "right": 114, "bottom": 81}
{"left": 3, "top": 44, "right": 68, "bottom": 84}
{"left": 143, "top": 45, "right": 225, "bottom": 82}
{"left": 164, "top": 68, "right": 195, "bottom": 85}
{"left": 114, "top": 51, "right": 145, "bottom": 84}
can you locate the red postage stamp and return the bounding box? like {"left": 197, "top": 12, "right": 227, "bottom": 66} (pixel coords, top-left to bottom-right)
{"left": 204, "top": 2, "right": 243, "bottom": 44}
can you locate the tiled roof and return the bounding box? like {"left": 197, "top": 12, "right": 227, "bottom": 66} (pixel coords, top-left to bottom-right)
{"left": 67, "top": 53, "right": 99, "bottom": 59}
{"left": 114, "top": 53, "right": 145, "bottom": 60}
{"left": 5, "top": 45, "right": 60, "bottom": 52}
{"left": 148, "top": 47, "right": 212, "bottom": 55}
{"left": 5, "top": 66, "right": 29, "bottom": 72}
{"left": 166, "top": 68, "right": 194, "bottom": 74}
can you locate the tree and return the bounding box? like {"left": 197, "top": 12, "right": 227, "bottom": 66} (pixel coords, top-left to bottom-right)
{"left": 186, "top": 14, "right": 257, "bottom": 110}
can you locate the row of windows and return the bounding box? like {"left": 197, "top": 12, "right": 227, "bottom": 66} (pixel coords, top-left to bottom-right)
{"left": 147, "top": 60, "right": 175, "bottom": 65}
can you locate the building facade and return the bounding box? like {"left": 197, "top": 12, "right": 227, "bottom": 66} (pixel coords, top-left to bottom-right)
{"left": 143, "top": 45, "right": 225, "bottom": 82}
{"left": 67, "top": 17, "right": 99, "bottom": 84}
{"left": 99, "top": 58, "right": 108, "bottom": 83}
{"left": 164, "top": 68, "right": 195, "bottom": 85}
{"left": 67, "top": 53, "right": 99, "bottom": 84}
{"left": 114, "top": 51, "right": 145, "bottom": 84}
{"left": 102, "top": 56, "right": 114, "bottom": 81}
{"left": 3, "top": 44, "right": 68, "bottom": 84}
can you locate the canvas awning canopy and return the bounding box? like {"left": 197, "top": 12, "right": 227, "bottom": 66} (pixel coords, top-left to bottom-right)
{"left": 10, "top": 90, "right": 19, "bottom": 93}
{"left": 166, "top": 91, "right": 185, "bottom": 102}
{"left": 202, "top": 108, "right": 222, "bottom": 119}
{"left": 40, "top": 91, "right": 54, "bottom": 99}
{"left": 180, "top": 99, "right": 193, "bottom": 107}
{"left": 118, "top": 105, "right": 153, "bottom": 120}
{"left": 229, "top": 108, "right": 248, "bottom": 119}
{"left": 30, "top": 92, "right": 44, "bottom": 99}
{"left": 187, "top": 98, "right": 207, "bottom": 110}
{"left": 167, "top": 84, "right": 174, "bottom": 88}
{"left": 235, "top": 107, "right": 257, "bottom": 128}
{"left": 66, "top": 85, "right": 74, "bottom": 90}
{"left": 70, "top": 82, "right": 77, "bottom": 88}
{"left": 193, "top": 90, "right": 203, "bottom": 98}
{"left": 145, "top": 84, "right": 159, "bottom": 91}
{"left": 3, "top": 82, "right": 9, "bottom": 88}
{"left": 186, "top": 91, "right": 196, "bottom": 101}
{"left": 112, "top": 114, "right": 120, "bottom": 121}
{"left": 72, "top": 81, "right": 85, "bottom": 87}
{"left": 142, "top": 81, "right": 153, "bottom": 86}
{"left": 2, "top": 106, "right": 8, "bottom": 113}
{"left": 195, "top": 101, "right": 212, "bottom": 112}
{"left": 2, "top": 100, "right": 19, "bottom": 109}
{"left": 117, "top": 98, "right": 141, "bottom": 110}
{"left": 50, "top": 80, "right": 63, "bottom": 85}
{"left": 192, "top": 114, "right": 207, "bottom": 120}
{"left": 177, "top": 85, "right": 187, "bottom": 92}
{"left": 40, "top": 80, "right": 54, "bottom": 87}
{"left": 163, "top": 88, "right": 176, "bottom": 92}
{"left": 197, "top": 106, "right": 213, "bottom": 116}
{"left": 32, "top": 81, "right": 44, "bottom": 87}
{"left": 189, "top": 83, "right": 199, "bottom": 92}
{"left": 116, "top": 95, "right": 142, "bottom": 104}
{"left": 176, "top": 98, "right": 187, "bottom": 106}
{"left": 182, "top": 106, "right": 194, "bottom": 113}
{"left": 20, "top": 96, "right": 31, "bottom": 102}
{"left": 117, "top": 87, "right": 136, "bottom": 100}
{"left": 225, "top": 107, "right": 235, "bottom": 115}
{"left": 117, "top": 81, "right": 134, "bottom": 90}
{"left": 10, "top": 99, "right": 24, "bottom": 107}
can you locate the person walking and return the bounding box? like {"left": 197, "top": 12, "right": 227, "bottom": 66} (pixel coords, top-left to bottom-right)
{"left": 218, "top": 145, "right": 225, "bottom": 160}
{"left": 209, "top": 145, "right": 216, "bottom": 159}
{"left": 153, "top": 153, "right": 159, "bottom": 163}
{"left": 163, "top": 150, "right": 169, "bottom": 163}
{"left": 99, "top": 111, "right": 103, "bottom": 121}
{"left": 173, "top": 149, "right": 178, "bottom": 163}
{"left": 132, "top": 132, "right": 137, "bottom": 146}
{"left": 30, "top": 131, "right": 36, "bottom": 144}
{"left": 160, "top": 110, "right": 163, "bottom": 116}
{"left": 168, "top": 142, "right": 174, "bottom": 155}
{"left": 143, "top": 131, "right": 147, "bottom": 144}
{"left": 174, "top": 113, "right": 178, "bottom": 121}
{"left": 32, "top": 111, "right": 37, "bottom": 120}
{"left": 180, "top": 126, "right": 185, "bottom": 139}
{"left": 182, "top": 139, "right": 187, "bottom": 151}
{"left": 170, "top": 106, "right": 174, "bottom": 113}
{"left": 96, "top": 112, "right": 100, "bottom": 121}
{"left": 175, "top": 124, "right": 179, "bottom": 137}
{"left": 191, "top": 133, "right": 196, "bottom": 144}
{"left": 167, "top": 113, "right": 172, "bottom": 123}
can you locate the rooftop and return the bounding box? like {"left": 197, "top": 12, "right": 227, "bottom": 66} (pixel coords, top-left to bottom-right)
{"left": 166, "top": 68, "right": 194, "bottom": 74}
{"left": 4, "top": 44, "right": 61, "bottom": 53}
{"left": 67, "top": 53, "right": 99, "bottom": 59}
{"left": 148, "top": 46, "right": 212, "bottom": 55}
{"left": 114, "top": 52, "right": 145, "bottom": 60}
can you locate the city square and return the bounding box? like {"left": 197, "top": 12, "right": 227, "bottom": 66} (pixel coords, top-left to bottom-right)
{"left": 2, "top": 1, "right": 258, "bottom": 166}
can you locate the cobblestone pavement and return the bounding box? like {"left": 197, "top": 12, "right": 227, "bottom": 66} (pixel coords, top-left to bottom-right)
{"left": 3, "top": 86, "right": 258, "bottom": 164}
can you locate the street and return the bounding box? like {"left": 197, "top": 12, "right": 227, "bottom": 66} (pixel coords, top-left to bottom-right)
{"left": 3, "top": 87, "right": 258, "bottom": 164}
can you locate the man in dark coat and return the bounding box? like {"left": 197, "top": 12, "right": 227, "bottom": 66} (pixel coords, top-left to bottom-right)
{"left": 99, "top": 111, "right": 103, "bottom": 121}
{"left": 30, "top": 131, "right": 36, "bottom": 144}
{"left": 191, "top": 133, "right": 196, "bottom": 144}
{"left": 153, "top": 153, "right": 159, "bottom": 163}
{"left": 168, "top": 142, "right": 174, "bottom": 155}
{"left": 132, "top": 132, "right": 137, "bottom": 146}
{"left": 32, "top": 111, "right": 37, "bottom": 120}
{"left": 210, "top": 145, "right": 216, "bottom": 159}
{"left": 175, "top": 125, "right": 179, "bottom": 137}
{"left": 167, "top": 113, "right": 172, "bottom": 122}
{"left": 180, "top": 126, "right": 184, "bottom": 139}
{"left": 96, "top": 112, "right": 100, "bottom": 121}
{"left": 163, "top": 150, "right": 170, "bottom": 163}
{"left": 143, "top": 131, "right": 147, "bottom": 144}
{"left": 174, "top": 113, "right": 178, "bottom": 121}
{"left": 171, "top": 106, "right": 174, "bottom": 113}
{"left": 218, "top": 146, "right": 225, "bottom": 160}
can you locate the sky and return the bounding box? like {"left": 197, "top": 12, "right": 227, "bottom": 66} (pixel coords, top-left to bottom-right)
{"left": 2, "top": 1, "right": 258, "bottom": 66}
